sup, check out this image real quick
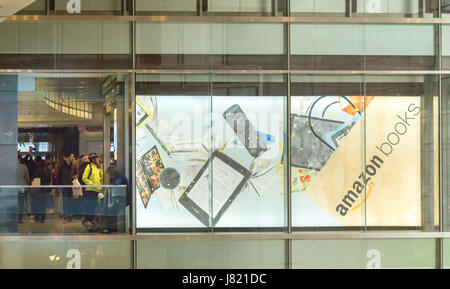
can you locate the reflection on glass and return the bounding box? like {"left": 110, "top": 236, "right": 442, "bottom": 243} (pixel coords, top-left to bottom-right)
{"left": 137, "top": 240, "right": 285, "bottom": 269}
{"left": 53, "top": 0, "right": 125, "bottom": 15}
{"left": 136, "top": 0, "right": 285, "bottom": 16}
{"left": 290, "top": 0, "right": 438, "bottom": 18}
{"left": 290, "top": 23, "right": 436, "bottom": 71}
{"left": 0, "top": 241, "right": 132, "bottom": 269}
{"left": 292, "top": 239, "right": 436, "bottom": 269}
{"left": 136, "top": 22, "right": 285, "bottom": 70}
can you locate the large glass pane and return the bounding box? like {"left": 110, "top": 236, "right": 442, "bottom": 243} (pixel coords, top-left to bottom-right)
{"left": 53, "top": 0, "right": 128, "bottom": 15}
{"left": 442, "top": 0, "right": 450, "bottom": 17}
{"left": 135, "top": 74, "right": 287, "bottom": 231}
{"left": 292, "top": 238, "right": 436, "bottom": 268}
{"left": 0, "top": 240, "right": 132, "bottom": 268}
{"left": 354, "top": 0, "right": 438, "bottom": 18}
{"left": 135, "top": 74, "right": 211, "bottom": 230}
{"left": 290, "top": 23, "right": 437, "bottom": 70}
{"left": 0, "top": 73, "right": 130, "bottom": 234}
{"left": 0, "top": 20, "right": 132, "bottom": 70}
{"left": 136, "top": 22, "right": 286, "bottom": 70}
{"left": 211, "top": 74, "right": 287, "bottom": 230}
{"left": 441, "top": 238, "right": 450, "bottom": 268}
{"left": 290, "top": 75, "right": 364, "bottom": 230}
{"left": 136, "top": 0, "right": 286, "bottom": 16}
{"left": 290, "top": 75, "right": 437, "bottom": 231}
{"left": 442, "top": 25, "right": 450, "bottom": 70}
{"left": 137, "top": 239, "right": 285, "bottom": 268}
{"left": 365, "top": 75, "right": 439, "bottom": 231}
{"left": 290, "top": 0, "right": 438, "bottom": 18}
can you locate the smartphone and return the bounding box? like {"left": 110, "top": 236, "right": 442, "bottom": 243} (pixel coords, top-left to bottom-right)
{"left": 223, "top": 104, "right": 268, "bottom": 158}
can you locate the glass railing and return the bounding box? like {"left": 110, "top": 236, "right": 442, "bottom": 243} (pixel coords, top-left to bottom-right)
{"left": 0, "top": 185, "right": 129, "bottom": 234}
{"left": 0, "top": 240, "right": 133, "bottom": 269}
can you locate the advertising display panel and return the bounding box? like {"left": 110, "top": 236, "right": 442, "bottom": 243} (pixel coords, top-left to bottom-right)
{"left": 292, "top": 96, "right": 421, "bottom": 227}
{"left": 136, "top": 94, "right": 286, "bottom": 229}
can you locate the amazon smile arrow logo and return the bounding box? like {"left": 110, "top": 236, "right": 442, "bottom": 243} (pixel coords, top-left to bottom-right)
{"left": 336, "top": 102, "right": 420, "bottom": 217}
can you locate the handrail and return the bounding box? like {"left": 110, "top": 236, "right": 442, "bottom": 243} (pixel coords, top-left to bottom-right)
{"left": 0, "top": 232, "right": 447, "bottom": 241}
{"left": 5, "top": 14, "right": 450, "bottom": 24}
{"left": 0, "top": 185, "right": 126, "bottom": 188}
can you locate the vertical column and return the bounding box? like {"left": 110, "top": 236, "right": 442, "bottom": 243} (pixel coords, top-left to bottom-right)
{"left": 103, "top": 109, "right": 111, "bottom": 185}
{"left": 116, "top": 100, "right": 126, "bottom": 175}
{"left": 421, "top": 75, "right": 437, "bottom": 231}
{"left": 0, "top": 75, "right": 19, "bottom": 233}
{"left": 442, "top": 76, "right": 450, "bottom": 231}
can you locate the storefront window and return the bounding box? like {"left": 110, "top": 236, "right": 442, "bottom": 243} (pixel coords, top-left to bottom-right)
{"left": 0, "top": 73, "right": 131, "bottom": 234}
{"left": 135, "top": 74, "right": 287, "bottom": 231}
{"left": 291, "top": 75, "right": 439, "bottom": 231}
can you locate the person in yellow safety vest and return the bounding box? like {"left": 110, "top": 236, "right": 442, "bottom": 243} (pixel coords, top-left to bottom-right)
{"left": 81, "top": 153, "right": 103, "bottom": 231}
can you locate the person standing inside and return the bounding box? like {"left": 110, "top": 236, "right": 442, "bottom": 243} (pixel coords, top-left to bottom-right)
{"left": 31, "top": 159, "right": 51, "bottom": 223}
{"left": 57, "top": 154, "right": 75, "bottom": 223}
{"left": 82, "top": 153, "right": 103, "bottom": 232}
{"left": 105, "top": 165, "right": 128, "bottom": 233}
{"left": 17, "top": 155, "right": 30, "bottom": 224}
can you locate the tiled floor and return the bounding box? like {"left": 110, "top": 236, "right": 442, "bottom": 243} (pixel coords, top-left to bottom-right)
{"left": 18, "top": 214, "right": 90, "bottom": 233}
{"left": 17, "top": 214, "right": 126, "bottom": 234}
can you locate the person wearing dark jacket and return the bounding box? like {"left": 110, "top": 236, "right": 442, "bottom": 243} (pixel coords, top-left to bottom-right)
{"left": 17, "top": 155, "right": 30, "bottom": 224}
{"left": 104, "top": 165, "right": 128, "bottom": 233}
{"left": 31, "top": 160, "right": 51, "bottom": 223}
{"left": 57, "top": 154, "right": 75, "bottom": 223}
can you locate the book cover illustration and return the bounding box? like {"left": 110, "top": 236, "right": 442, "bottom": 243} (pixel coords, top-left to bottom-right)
{"left": 137, "top": 146, "right": 164, "bottom": 208}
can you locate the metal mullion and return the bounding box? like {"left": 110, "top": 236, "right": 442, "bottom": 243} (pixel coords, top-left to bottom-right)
{"left": 437, "top": 2, "right": 443, "bottom": 267}
{"left": 286, "top": 0, "right": 292, "bottom": 270}
{"left": 210, "top": 74, "right": 214, "bottom": 233}
{"left": 130, "top": 74, "right": 136, "bottom": 235}
{"left": 131, "top": 72, "right": 137, "bottom": 268}
{"left": 362, "top": 75, "right": 367, "bottom": 233}
{"left": 45, "top": 0, "right": 50, "bottom": 15}
{"left": 130, "top": 16, "right": 137, "bottom": 264}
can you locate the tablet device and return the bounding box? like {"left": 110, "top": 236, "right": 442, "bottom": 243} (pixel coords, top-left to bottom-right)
{"left": 179, "top": 150, "right": 251, "bottom": 227}
{"left": 291, "top": 114, "right": 347, "bottom": 171}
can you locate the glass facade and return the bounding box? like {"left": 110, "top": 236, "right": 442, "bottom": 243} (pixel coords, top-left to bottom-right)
{"left": 0, "top": 0, "right": 449, "bottom": 268}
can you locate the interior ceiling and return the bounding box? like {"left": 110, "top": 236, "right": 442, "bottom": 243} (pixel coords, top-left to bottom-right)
{"left": 35, "top": 78, "right": 104, "bottom": 100}
{"left": 19, "top": 77, "right": 106, "bottom": 128}
{"left": 0, "top": 0, "right": 36, "bottom": 18}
